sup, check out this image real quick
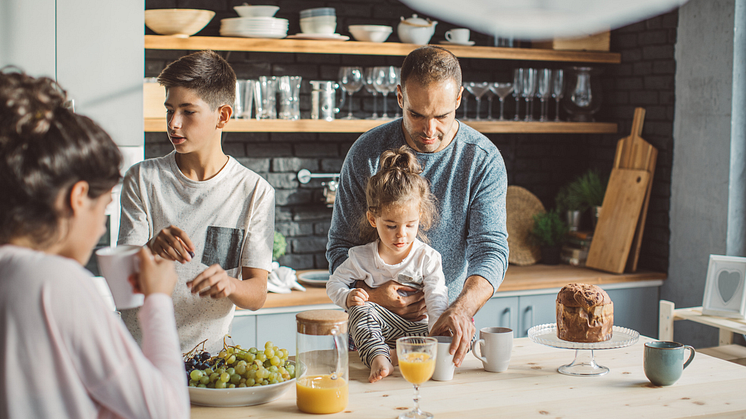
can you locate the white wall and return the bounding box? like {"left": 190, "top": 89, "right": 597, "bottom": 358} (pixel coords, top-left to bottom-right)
{"left": 668, "top": 0, "right": 746, "bottom": 347}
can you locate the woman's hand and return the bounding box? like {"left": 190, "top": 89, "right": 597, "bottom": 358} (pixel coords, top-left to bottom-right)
{"left": 129, "top": 247, "right": 178, "bottom": 297}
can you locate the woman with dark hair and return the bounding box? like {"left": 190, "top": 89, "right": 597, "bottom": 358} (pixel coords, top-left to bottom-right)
{"left": 0, "top": 70, "right": 189, "bottom": 418}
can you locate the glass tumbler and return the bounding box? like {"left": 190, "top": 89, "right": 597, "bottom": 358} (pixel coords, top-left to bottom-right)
{"left": 278, "top": 76, "right": 302, "bottom": 120}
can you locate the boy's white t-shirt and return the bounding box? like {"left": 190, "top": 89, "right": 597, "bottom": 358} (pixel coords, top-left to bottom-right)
{"left": 118, "top": 151, "right": 274, "bottom": 353}
{"left": 326, "top": 239, "right": 449, "bottom": 330}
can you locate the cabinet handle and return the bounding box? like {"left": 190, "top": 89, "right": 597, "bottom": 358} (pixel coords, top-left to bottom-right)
{"left": 525, "top": 305, "right": 534, "bottom": 336}
{"left": 501, "top": 307, "right": 512, "bottom": 328}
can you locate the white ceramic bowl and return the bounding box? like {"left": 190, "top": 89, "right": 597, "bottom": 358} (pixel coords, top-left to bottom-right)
{"left": 188, "top": 377, "right": 295, "bottom": 407}
{"left": 144, "top": 9, "right": 215, "bottom": 38}
{"left": 234, "top": 5, "right": 280, "bottom": 17}
{"left": 300, "top": 16, "right": 337, "bottom": 34}
{"left": 348, "top": 25, "right": 393, "bottom": 43}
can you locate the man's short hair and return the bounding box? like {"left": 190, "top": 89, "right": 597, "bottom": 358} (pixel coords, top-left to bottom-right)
{"left": 400, "top": 46, "right": 462, "bottom": 92}
{"left": 157, "top": 50, "right": 236, "bottom": 110}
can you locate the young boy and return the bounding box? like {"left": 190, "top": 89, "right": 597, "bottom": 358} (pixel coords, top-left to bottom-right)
{"left": 118, "top": 50, "right": 275, "bottom": 353}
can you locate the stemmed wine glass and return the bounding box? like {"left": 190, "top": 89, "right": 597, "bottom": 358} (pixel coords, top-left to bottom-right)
{"left": 521, "top": 68, "right": 537, "bottom": 121}
{"left": 464, "top": 82, "right": 490, "bottom": 120}
{"left": 536, "top": 68, "right": 552, "bottom": 122}
{"left": 512, "top": 68, "right": 524, "bottom": 121}
{"left": 485, "top": 87, "right": 496, "bottom": 120}
{"left": 373, "top": 66, "right": 398, "bottom": 119}
{"left": 460, "top": 88, "right": 469, "bottom": 120}
{"left": 552, "top": 69, "right": 565, "bottom": 121}
{"left": 338, "top": 67, "right": 363, "bottom": 119}
{"left": 363, "top": 67, "right": 379, "bottom": 119}
{"left": 490, "top": 82, "right": 514, "bottom": 121}
{"left": 394, "top": 67, "right": 402, "bottom": 118}
{"left": 396, "top": 336, "right": 437, "bottom": 419}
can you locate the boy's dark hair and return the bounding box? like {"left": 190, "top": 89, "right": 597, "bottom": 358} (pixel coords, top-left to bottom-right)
{"left": 359, "top": 145, "right": 438, "bottom": 243}
{"left": 400, "top": 46, "right": 462, "bottom": 96}
{"left": 0, "top": 69, "right": 122, "bottom": 246}
{"left": 157, "top": 50, "right": 236, "bottom": 110}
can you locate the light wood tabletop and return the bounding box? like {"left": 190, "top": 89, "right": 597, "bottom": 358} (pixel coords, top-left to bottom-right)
{"left": 190, "top": 335, "right": 746, "bottom": 418}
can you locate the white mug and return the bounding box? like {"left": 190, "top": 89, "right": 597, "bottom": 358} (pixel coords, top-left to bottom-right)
{"left": 445, "top": 28, "right": 470, "bottom": 44}
{"left": 471, "top": 327, "right": 513, "bottom": 372}
{"left": 432, "top": 336, "right": 456, "bottom": 381}
{"left": 95, "top": 245, "right": 144, "bottom": 310}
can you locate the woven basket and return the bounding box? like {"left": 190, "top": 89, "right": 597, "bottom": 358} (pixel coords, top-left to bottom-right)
{"left": 506, "top": 185, "right": 545, "bottom": 266}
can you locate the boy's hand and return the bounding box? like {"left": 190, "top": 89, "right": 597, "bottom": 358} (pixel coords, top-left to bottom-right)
{"left": 148, "top": 225, "right": 195, "bottom": 264}
{"left": 347, "top": 288, "right": 369, "bottom": 307}
{"left": 187, "top": 264, "right": 237, "bottom": 299}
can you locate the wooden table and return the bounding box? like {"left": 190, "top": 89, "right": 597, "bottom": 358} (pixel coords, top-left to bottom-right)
{"left": 190, "top": 336, "right": 746, "bottom": 418}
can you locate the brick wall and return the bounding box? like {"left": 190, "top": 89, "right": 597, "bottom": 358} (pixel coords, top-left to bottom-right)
{"left": 145, "top": 0, "right": 676, "bottom": 273}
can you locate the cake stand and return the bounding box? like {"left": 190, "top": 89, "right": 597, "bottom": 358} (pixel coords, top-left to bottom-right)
{"left": 527, "top": 324, "right": 639, "bottom": 376}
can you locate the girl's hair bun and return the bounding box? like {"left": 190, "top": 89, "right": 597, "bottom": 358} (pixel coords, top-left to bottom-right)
{"left": 0, "top": 69, "right": 67, "bottom": 140}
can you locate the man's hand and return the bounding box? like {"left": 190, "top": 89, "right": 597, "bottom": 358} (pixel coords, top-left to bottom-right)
{"left": 347, "top": 288, "right": 369, "bottom": 307}
{"left": 429, "top": 305, "right": 475, "bottom": 367}
{"left": 187, "top": 264, "right": 237, "bottom": 299}
{"left": 148, "top": 225, "right": 195, "bottom": 264}
{"left": 356, "top": 280, "right": 427, "bottom": 321}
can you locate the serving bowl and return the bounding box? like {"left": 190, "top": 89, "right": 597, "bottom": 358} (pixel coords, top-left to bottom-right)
{"left": 234, "top": 5, "right": 280, "bottom": 17}
{"left": 188, "top": 377, "right": 295, "bottom": 407}
{"left": 300, "top": 16, "right": 337, "bottom": 34}
{"left": 145, "top": 9, "right": 215, "bottom": 38}
{"left": 348, "top": 25, "right": 393, "bottom": 43}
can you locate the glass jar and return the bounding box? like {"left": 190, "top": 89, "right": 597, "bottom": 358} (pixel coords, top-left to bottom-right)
{"left": 296, "top": 310, "right": 349, "bottom": 414}
{"left": 562, "top": 66, "right": 602, "bottom": 122}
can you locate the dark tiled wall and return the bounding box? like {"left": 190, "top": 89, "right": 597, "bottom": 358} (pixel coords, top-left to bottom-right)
{"left": 145, "top": 1, "right": 676, "bottom": 273}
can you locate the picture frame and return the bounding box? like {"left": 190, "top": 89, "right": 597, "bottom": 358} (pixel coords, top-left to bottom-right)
{"left": 702, "top": 255, "right": 746, "bottom": 319}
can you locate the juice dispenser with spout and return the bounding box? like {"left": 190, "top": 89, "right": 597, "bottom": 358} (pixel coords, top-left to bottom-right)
{"left": 296, "top": 310, "right": 349, "bottom": 414}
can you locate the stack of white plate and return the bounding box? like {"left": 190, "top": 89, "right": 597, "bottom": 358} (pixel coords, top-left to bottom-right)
{"left": 220, "top": 17, "right": 288, "bottom": 38}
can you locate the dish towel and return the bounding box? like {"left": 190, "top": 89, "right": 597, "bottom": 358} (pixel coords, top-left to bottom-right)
{"left": 267, "top": 262, "right": 306, "bottom": 293}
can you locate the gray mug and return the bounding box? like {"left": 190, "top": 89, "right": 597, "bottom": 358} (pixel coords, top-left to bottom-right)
{"left": 643, "top": 341, "right": 695, "bottom": 386}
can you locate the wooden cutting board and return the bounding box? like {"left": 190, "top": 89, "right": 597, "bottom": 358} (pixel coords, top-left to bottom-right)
{"left": 613, "top": 108, "right": 658, "bottom": 272}
{"left": 585, "top": 168, "right": 650, "bottom": 274}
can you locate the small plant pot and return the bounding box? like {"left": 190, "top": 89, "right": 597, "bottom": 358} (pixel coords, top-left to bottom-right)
{"left": 541, "top": 245, "right": 562, "bottom": 265}
{"left": 565, "top": 210, "right": 582, "bottom": 232}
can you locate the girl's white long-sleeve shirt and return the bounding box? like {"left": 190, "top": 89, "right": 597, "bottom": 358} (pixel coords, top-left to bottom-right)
{"left": 0, "top": 245, "right": 189, "bottom": 419}
{"left": 326, "top": 239, "right": 449, "bottom": 330}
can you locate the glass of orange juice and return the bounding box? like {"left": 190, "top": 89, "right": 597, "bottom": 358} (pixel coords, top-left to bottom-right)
{"left": 396, "top": 336, "right": 437, "bottom": 419}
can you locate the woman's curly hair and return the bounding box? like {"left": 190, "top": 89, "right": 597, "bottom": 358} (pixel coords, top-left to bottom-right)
{"left": 0, "top": 69, "right": 122, "bottom": 246}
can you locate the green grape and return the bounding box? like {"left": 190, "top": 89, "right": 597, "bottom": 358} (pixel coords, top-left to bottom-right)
{"left": 236, "top": 363, "right": 247, "bottom": 375}
{"left": 190, "top": 370, "right": 204, "bottom": 381}
{"left": 238, "top": 383, "right": 247, "bottom": 388}
{"left": 215, "top": 381, "right": 227, "bottom": 389}
{"left": 268, "top": 366, "right": 278, "bottom": 373}
{"left": 228, "top": 384, "right": 236, "bottom": 389}
{"left": 216, "top": 367, "right": 226, "bottom": 375}
{"left": 226, "top": 347, "right": 234, "bottom": 355}
{"left": 263, "top": 359, "right": 272, "bottom": 368}
{"left": 280, "top": 349, "right": 289, "bottom": 359}
{"left": 265, "top": 341, "right": 273, "bottom": 349}
{"left": 218, "top": 350, "right": 227, "bottom": 358}
{"left": 245, "top": 353, "right": 256, "bottom": 363}
{"left": 189, "top": 380, "right": 197, "bottom": 387}
{"left": 249, "top": 347, "right": 258, "bottom": 355}
{"left": 230, "top": 373, "right": 241, "bottom": 384}
{"left": 227, "top": 368, "right": 236, "bottom": 375}
{"left": 227, "top": 355, "right": 236, "bottom": 365}
{"left": 256, "top": 353, "right": 267, "bottom": 362}
{"left": 270, "top": 356, "right": 280, "bottom": 366}
{"left": 199, "top": 375, "right": 210, "bottom": 385}
{"left": 272, "top": 346, "right": 279, "bottom": 353}
{"left": 220, "top": 372, "right": 230, "bottom": 383}
{"left": 246, "top": 378, "right": 255, "bottom": 386}
{"left": 197, "top": 383, "right": 207, "bottom": 388}
{"left": 209, "top": 372, "right": 219, "bottom": 382}
{"left": 264, "top": 348, "right": 275, "bottom": 358}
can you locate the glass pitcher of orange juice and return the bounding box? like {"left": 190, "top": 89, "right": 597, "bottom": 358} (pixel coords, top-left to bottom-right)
{"left": 296, "top": 310, "right": 349, "bottom": 414}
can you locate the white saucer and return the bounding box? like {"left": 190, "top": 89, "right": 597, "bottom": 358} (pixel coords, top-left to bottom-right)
{"left": 440, "top": 40, "right": 475, "bottom": 46}
{"left": 286, "top": 33, "right": 350, "bottom": 41}
{"left": 297, "top": 271, "right": 330, "bottom": 286}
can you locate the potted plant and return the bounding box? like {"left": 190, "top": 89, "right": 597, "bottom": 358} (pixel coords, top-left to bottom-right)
{"left": 555, "top": 184, "right": 585, "bottom": 232}
{"left": 573, "top": 170, "right": 607, "bottom": 229}
{"left": 273, "top": 231, "right": 287, "bottom": 262}
{"left": 530, "top": 209, "right": 569, "bottom": 265}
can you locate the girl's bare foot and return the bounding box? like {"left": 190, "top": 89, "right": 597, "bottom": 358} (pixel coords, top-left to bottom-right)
{"left": 369, "top": 355, "right": 395, "bottom": 383}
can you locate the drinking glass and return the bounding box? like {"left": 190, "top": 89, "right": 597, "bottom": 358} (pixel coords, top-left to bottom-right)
{"left": 536, "top": 69, "right": 552, "bottom": 121}
{"left": 551, "top": 69, "right": 565, "bottom": 121}
{"left": 485, "top": 86, "right": 495, "bottom": 120}
{"left": 394, "top": 67, "right": 402, "bottom": 118}
{"left": 373, "top": 66, "right": 398, "bottom": 119}
{"left": 338, "top": 67, "right": 363, "bottom": 119}
{"left": 490, "top": 82, "right": 513, "bottom": 121}
{"left": 396, "top": 336, "right": 437, "bottom": 419}
{"left": 278, "top": 76, "right": 302, "bottom": 120}
{"left": 460, "top": 88, "right": 469, "bottom": 120}
{"left": 512, "top": 68, "right": 524, "bottom": 121}
{"left": 521, "top": 68, "right": 537, "bottom": 121}
{"left": 464, "top": 82, "right": 490, "bottom": 120}
{"left": 363, "top": 67, "right": 379, "bottom": 119}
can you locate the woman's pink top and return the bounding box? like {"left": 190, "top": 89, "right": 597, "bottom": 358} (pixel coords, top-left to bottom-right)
{"left": 0, "top": 245, "right": 189, "bottom": 418}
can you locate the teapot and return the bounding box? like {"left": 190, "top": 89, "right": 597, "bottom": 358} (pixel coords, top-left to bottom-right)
{"left": 397, "top": 14, "right": 437, "bottom": 45}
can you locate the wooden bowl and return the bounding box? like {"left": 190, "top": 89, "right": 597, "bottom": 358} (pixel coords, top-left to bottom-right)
{"left": 145, "top": 9, "right": 215, "bottom": 38}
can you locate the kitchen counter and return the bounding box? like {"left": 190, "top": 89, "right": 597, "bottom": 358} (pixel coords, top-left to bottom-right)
{"left": 261, "top": 264, "right": 667, "bottom": 309}
{"left": 190, "top": 335, "right": 746, "bottom": 418}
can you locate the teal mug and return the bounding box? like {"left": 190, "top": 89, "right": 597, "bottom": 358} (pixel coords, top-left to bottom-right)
{"left": 643, "top": 341, "right": 695, "bottom": 386}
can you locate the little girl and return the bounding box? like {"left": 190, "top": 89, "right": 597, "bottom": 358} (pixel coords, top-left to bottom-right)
{"left": 327, "top": 146, "right": 448, "bottom": 383}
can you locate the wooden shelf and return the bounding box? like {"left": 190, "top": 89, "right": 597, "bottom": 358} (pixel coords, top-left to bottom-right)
{"left": 144, "top": 117, "right": 617, "bottom": 134}
{"left": 144, "top": 35, "right": 621, "bottom": 64}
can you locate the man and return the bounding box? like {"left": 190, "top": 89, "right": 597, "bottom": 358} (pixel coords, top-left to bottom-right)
{"left": 327, "top": 46, "right": 509, "bottom": 366}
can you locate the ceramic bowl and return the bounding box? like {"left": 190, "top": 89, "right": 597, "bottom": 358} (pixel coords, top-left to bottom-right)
{"left": 300, "top": 16, "right": 337, "bottom": 34}
{"left": 145, "top": 9, "right": 215, "bottom": 38}
{"left": 188, "top": 376, "right": 295, "bottom": 407}
{"left": 233, "top": 5, "right": 280, "bottom": 17}
{"left": 348, "top": 25, "right": 393, "bottom": 43}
